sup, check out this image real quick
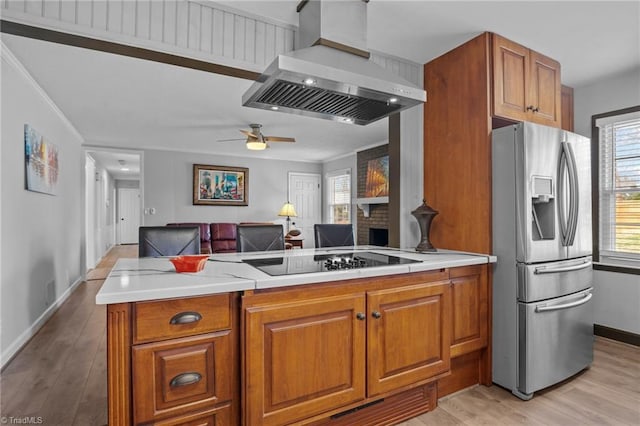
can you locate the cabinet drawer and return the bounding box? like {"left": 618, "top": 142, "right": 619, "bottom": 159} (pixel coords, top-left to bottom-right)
{"left": 151, "top": 404, "right": 231, "bottom": 426}
{"left": 134, "top": 294, "right": 231, "bottom": 344}
{"left": 132, "top": 331, "right": 232, "bottom": 424}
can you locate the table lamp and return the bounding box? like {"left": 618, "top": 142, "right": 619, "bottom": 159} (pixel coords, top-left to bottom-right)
{"left": 278, "top": 201, "right": 297, "bottom": 233}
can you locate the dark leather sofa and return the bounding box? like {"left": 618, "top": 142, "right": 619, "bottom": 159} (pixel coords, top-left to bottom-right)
{"left": 166, "top": 222, "right": 237, "bottom": 254}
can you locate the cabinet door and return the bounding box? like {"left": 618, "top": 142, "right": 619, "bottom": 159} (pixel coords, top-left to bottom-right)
{"left": 492, "top": 34, "right": 529, "bottom": 122}
{"left": 450, "top": 265, "right": 489, "bottom": 357}
{"left": 529, "top": 50, "right": 561, "bottom": 127}
{"left": 244, "top": 294, "right": 366, "bottom": 426}
{"left": 367, "top": 281, "right": 451, "bottom": 396}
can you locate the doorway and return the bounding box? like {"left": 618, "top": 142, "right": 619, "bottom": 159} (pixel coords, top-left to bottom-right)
{"left": 84, "top": 148, "right": 142, "bottom": 271}
{"left": 117, "top": 188, "right": 140, "bottom": 244}
{"left": 288, "top": 172, "right": 321, "bottom": 248}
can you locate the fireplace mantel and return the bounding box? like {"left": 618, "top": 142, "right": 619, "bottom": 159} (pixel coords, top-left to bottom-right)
{"left": 356, "top": 196, "right": 389, "bottom": 217}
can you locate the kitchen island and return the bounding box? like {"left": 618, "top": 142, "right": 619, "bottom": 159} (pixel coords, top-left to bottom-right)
{"left": 96, "top": 246, "right": 496, "bottom": 425}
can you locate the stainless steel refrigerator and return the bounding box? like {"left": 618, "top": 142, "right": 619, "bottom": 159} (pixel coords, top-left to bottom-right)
{"left": 492, "top": 121, "right": 593, "bottom": 400}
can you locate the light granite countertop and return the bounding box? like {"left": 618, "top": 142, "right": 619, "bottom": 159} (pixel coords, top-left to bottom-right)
{"left": 95, "top": 246, "right": 496, "bottom": 305}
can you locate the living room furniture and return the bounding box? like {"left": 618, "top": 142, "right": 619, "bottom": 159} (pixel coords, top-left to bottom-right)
{"left": 314, "top": 224, "right": 354, "bottom": 248}
{"left": 210, "top": 223, "right": 237, "bottom": 253}
{"left": 277, "top": 201, "right": 297, "bottom": 233}
{"left": 139, "top": 226, "right": 201, "bottom": 257}
{"left": 166, "top": 222, "right": 212, "bottom": 254}
{"left": 285, "top": 235, "right": 304, "bottom": 249}
{"left": 236, "top": 224, "right": 285, "bottom": 252}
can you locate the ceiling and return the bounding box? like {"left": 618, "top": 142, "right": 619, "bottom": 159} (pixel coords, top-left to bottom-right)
{"left": 2, "top": 1, "right": 638, "bottom": 177}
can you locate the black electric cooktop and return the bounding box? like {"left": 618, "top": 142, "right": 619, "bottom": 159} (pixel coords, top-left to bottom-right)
{"left": 243, "top": 251, "right": 421, "bottom": 276}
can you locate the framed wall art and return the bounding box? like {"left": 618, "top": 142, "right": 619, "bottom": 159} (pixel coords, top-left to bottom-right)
{"left": 25, "top": 124, "right": 59, "bottom": 196}
{"left": 364, "top": 155, "right": 389, "bottom": 198}
{"left": 193, "top": 164, "right": 248, "bottom": 206}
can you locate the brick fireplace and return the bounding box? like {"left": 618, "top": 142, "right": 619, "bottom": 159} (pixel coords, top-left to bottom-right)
{"left": 356, "top": 144, "right": 389, "bottom": 245}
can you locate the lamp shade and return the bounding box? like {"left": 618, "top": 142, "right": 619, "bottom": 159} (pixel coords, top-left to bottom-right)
{"left": 246, "top": 140, "right": 267, "bottom": 150}
{"left": 278, "top": 202, "right": 297, "bottom": 217}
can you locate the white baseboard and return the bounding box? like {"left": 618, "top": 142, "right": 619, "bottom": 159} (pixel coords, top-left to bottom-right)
{"left": 0, "top": 276, "right": 84, "bottom": 370}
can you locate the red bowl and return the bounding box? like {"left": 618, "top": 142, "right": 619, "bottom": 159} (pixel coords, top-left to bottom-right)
{"left": 169, "top": 254, "right": 210, "bottom": 273}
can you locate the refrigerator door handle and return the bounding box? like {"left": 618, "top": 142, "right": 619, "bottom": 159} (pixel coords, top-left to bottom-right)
{"left": 535, "top": 292, "right": 593, "bottom": 313}
{"left": 534, "top": 260, "right": 592, "bottom": 274}
{"left": 558, "top": 144, "right": 570, "bottom": 246}
{"left": 565, "top": 142, "right": 580, "bottom": 246}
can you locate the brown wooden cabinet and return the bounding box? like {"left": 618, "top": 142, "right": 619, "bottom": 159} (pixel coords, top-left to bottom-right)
{"left": 492, "top": 33, "right": 561, "bottom": 127}
{"left": 367, "top": 283, "right": 451, "bottom": 396}
{"left": 561, "top": 84, "right": 575, "bottom": 131}
{"left": 244, "top": 293, "right": 366, "bottom": 426}
{"left": 449, "top": 265, "right": 488, "bottom": 357}
{"left": 106, "top": 294, "right": 240, "bottom": 426}
{"left": 243, "top": 271, "right": 452, "bottom": 425}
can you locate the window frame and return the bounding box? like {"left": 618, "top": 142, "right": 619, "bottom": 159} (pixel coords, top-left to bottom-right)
{"left": 592, "top": 105, "right": 640, "bottom": 275}
{"left": 325, "top": 168, "right": 352, "bottom": 224}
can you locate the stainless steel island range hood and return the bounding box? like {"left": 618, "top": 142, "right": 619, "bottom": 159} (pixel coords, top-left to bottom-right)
{"left": 242, "top": 0, "right": 426, "bottom": 125}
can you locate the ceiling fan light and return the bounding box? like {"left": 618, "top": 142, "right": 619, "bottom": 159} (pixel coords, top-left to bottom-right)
{"left": 246, "top": 140, "right": 267, "bottom": 150}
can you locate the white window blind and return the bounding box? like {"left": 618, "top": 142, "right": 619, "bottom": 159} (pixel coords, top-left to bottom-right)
{"left": 327, "top": 170, "right": 351, "bottom": 224}
{"left": 596, "top": 110, "right": 640, "bottom": 262}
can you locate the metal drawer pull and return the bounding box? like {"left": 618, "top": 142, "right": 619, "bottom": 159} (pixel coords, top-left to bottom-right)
{"left": 169, "top": 372, "right": 202, "bottom": 388}
{"left": 372, "top": 311, "right": 382, "bottom": 319}
{"left": 535, "top": 293, "right": 592, "bottom": 313}
{"left": 534, "top": 261, "right": 592, "bottom": 274}
{"left": 169, "top": 311, "right": 202, "bottom": 325}
{"left": 356, "top": 312, "right": 366, "bottom": 321}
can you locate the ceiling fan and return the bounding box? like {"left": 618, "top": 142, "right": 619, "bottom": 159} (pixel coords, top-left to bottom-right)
{"left": 217, "top": 124, "right": 296, "bottom": 151}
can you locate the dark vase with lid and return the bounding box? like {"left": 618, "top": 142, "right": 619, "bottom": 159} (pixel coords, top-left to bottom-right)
{"left": 411, "top": 199, "right": 438, "bottom": 252}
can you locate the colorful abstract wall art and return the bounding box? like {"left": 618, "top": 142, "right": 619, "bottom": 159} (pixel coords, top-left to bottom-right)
{"left": 24, "top": 124, "right": 59, "bottom": 195}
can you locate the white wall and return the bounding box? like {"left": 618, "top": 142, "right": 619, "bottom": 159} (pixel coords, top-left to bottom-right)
{"left": 574, "top": 66, "right": 640, "bottom": 334}
{"left": 399, "top": 105, "right": 424, "bottom": 250}
{"left": 142, "top": 149, "right": 322, "bottom": 226}
{"left": 1, "top": 44, "right": 85, "bottom": 367}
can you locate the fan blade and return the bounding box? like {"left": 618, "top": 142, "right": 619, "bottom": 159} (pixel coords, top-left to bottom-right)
{"left": 264, "top": 136, "right": 296, "bottom": 143}
{"left": 240, "top": 129, "right": 259, "bottom": 138}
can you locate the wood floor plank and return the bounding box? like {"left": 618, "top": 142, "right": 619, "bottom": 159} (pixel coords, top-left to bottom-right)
{"left": 1, "top": 245, "right": 639, "bottom": 426}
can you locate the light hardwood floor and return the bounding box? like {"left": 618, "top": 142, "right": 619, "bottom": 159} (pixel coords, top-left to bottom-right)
{"left": 1, "top": 245, "right": 638, "bottom": 425}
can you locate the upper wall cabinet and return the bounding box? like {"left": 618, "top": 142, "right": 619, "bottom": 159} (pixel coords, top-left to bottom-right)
{"left": 492, "top": 34, "right": 562, "bottom": 127}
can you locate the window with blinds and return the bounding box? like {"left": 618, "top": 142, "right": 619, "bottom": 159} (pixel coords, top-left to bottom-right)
{"left": 327, "top": 170, "right": 351, "bottom": 224}
{"left": 595, "top": 107, "right": 640, "bottom": 264}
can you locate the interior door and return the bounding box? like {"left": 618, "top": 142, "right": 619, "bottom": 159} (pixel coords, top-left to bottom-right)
{"left": 117, "top": 188, "right": 140, "bottom": 244}
{"left": 288, "top": 172, "right": 321, "bottom": 248}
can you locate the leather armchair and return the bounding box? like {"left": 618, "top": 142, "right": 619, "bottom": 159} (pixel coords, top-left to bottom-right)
{"left": 139, "top": 226, "right": 201, "bottom": 257}
{"left": 210, "top": 223, "right": 237, "bottom": 253}
{"left": 314, "top": 224, "right": 355, "bottom": 248}
{"left": 236, "top": 224, "right": 285, "bottom": 252}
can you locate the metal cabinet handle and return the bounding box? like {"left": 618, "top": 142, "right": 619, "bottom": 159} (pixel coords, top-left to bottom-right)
{"left": 169, "top": 372, "right": 202, "bottom": 388}
{"left": 356, "top": 312, "right": 366, "bottom": 321}
{"left": 526, "top": 105, "right": 534, "bottom": 111}
{"left": 533, "top": 107, "right": 539, "bottom": 112}
{"left": 535, "top": 292, "right": 592, "bottom": 313}
{"left": 169, "top": 311, "right": 202, "bottom": 325}
{"left": 534, "top": 261, "right": 592, "bottom": 274}
{"left": 372, "top": 311, "right": 382, "bottom": 319}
